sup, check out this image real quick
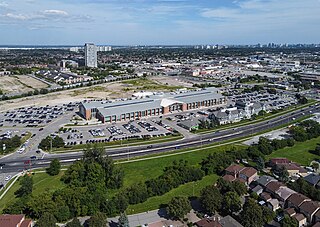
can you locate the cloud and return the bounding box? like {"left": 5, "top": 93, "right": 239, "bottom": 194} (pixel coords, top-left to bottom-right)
{"left": 43, "top": 9, "right": 68, "bottom": 16}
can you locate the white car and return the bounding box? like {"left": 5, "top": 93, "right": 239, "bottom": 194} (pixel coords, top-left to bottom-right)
{"left": 5, "top": 175, "right": 11, "bottom": 181}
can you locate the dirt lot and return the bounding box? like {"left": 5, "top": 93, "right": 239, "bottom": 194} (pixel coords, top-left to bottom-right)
{"left": 0, "top": 75, "right": 48, "bottom": 94}
{"left": 0, "top": 77, "right": 190, "bottom": 112}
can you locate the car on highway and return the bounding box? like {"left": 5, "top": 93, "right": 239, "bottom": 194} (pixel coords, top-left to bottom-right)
{"left": 5, "top": 175, "right": 11, "bottom": 181}
{"left": 30, "top": 156, "right": 37, "bottom": 160}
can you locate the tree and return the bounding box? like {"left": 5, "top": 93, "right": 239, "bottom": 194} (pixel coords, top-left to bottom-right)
{"left": 118, "top": 212, "right": 129, "bottom": 227}
{"left": 261, "top": 206, "right": 275, "bottom": 223}
{"left": 312, "top": 162, "right": 320, "bottom": 172}
{"left": 87, "top": 212, "right": 108, "bottom": 227}
{"left": 199, "top": 185, "right": 222, "bottom": 215}
{"left": 273, "top": 165, "right": 289, "bottom": 183}
{"left": 232, "top": 181, "right": 247, "bottom": 196}
{"left": 240, "top": 198, "right": 264, "bottom": 227}
{"left": 166, "top": 197, "right": 191, "bottom": 220}
{"left": 47, "top": 159, "right": 61, "bottom": 176}
{"left": 255, "top": 156, "right": 265, "bottom": 171}
{"left": 281, "top": 214, "right": 298, "bottom": 227}
{"left": 66, "top": 218, "right": 82, "bottom": 227}
{"left": 222, "top": 191, "right": 242, "bottom": 214}
{"left": 15, "top": 175, "right": 33, "bottom": 198}
{"left": 36, "top": 212, "right": 57, "bottom": 227}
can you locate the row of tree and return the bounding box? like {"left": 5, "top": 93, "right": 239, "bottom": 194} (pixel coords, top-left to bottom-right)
{"left": 38, "top": 136, "right": 65, "bottom": 151}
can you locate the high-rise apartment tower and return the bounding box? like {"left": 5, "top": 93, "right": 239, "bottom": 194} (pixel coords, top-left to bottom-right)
{"left": 84, "top": 43, "right": 97, "bottom": 68}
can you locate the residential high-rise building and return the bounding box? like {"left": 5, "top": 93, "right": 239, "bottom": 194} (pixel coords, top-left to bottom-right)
{"left": 84, "top": 43, "right": 97, "bottom": 68}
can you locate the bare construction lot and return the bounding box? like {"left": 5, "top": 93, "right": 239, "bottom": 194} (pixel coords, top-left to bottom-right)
{"left": 0, "top": 75, "right": 48, "bottom": 94}
{"left": 0, "top": 77, "right": 189, "bottom": 112}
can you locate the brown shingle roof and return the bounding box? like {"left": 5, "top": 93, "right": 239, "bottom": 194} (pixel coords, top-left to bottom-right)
{"left": 240, "top": 167, "right": 257, "bottom": 178}
{"left": 293, "top": 213, "right": 306, "bottom": 222}
{"left": 260, "top": 192, "right": 272, "bottom": 201}
{"left": 20, "top": 219, "right": 32, "bottom": 227}
{"left": 299, "top": 200, "right": 320, "bottom": 215}
{"left": 225, "top": 164, "right": 243, "bottom": 174}
{"left": 195, "top": 218, "right": 222, "bottom": 227}
{"left": 284, "top": 207, "right": 296, "bottom": 217}
{"left": 265, "top": 181, "right": 284, "bottom": 193}
{"left": 223, "top": 174, "right": 235, "bottom": 182}
{"left": 0, "top": 214, "right": 24, "bottom": 227}
{"left": 287, "top": 193, "right": 310, "bottom": 207}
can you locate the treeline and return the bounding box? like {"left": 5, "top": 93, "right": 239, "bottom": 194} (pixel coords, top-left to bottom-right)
{"left": 0, "top": 135, "right": 22, "bottom": 154}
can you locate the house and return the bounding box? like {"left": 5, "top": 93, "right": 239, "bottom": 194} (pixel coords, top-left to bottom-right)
{"left": 195, "top": 215, "right": 243, "bottom": 227}
{"left": 281, "top": 163, "right": 308, "bottom": 177}
{"left": 284, "top": 207, "right": 297, "bottom": 217}
{"left": 239, "top": 167, "right": 258, "bottom": 185}
{"left": 286, "top": 193, "right": 311, "bottom": 210}
{"left": 225, "top": 164, "right": 244, "bottom": 178}
{"left": 255, "top": 175, "right": 277, "bottom": 188}
{"left": 304, "top": 174, "right": 320, "bottom": 188}
{"left": 224, "top": 164, "right": 258, "bottom": 185}
{"left": 267, "top": 199, "right": 280, "bottom": 211}
{"left": 260, "top": 192, "right": 272, "bottom": 202}
{"left": 251, "top": 185, "right": 263, "bottom": 195}
{"left": 299, "top": 200, "right": 320, "bottom": 223}
{"left": 265, "top": 181, "right": 284, "bottom": 195}
{"left": 293, "top": 213, "right": 307, "bottom": 227}
{"left": 0, "top": 214, "right": 33, "bottom": 227}
{"left": 269, "top": 158, "right": 291, "bottom": 167}
{"left": 274, "top": 187, "right": 296, "bottom": 204}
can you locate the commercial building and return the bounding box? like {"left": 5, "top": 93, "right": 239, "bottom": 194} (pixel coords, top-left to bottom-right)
{"left": 84, "top": 43, "right": 97, "bottom": 68}
{"left": 79, "top": 87, "right": 227, "bottom": 123}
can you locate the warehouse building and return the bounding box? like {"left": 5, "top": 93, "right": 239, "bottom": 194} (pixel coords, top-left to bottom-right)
{"left": 79, "top": 87, "right": 227, "bottom": 123}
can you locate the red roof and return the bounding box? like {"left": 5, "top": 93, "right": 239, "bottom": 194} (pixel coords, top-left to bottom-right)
{"left": 0, "top": 214, "right": 25, "bottom": 227}
{"left": 270, "top": 158, "right": 290, "bottom": 165}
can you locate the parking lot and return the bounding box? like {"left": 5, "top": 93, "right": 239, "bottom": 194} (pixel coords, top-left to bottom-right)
{"left": 59, "top": 119, "right": 173, "bottom": 146}
{"left": 0, "top": 102, "right": 78, "bottom": 128}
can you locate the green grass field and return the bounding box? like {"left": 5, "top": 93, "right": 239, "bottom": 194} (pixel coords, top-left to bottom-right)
{"left": 0, "top": 143, "right": 238, "bottom": 213}
{"left": 267, "top": 137, "right": 320, "bottom": 166}
{"left": 121, "top": 144, "right": 239, "bottom": 187}
{"left": 127, "top": 174, "right": 219, "bottom": 214}
{"left": 0, "top": 172, "right": 65, "bottom": 212}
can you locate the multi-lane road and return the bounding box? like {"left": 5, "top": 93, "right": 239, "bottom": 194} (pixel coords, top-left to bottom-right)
{"left": 1, "top": 103, "right": 319, "bottom": 175}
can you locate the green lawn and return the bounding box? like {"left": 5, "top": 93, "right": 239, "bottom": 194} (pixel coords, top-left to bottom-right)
{"left": 127, "top": 174, "right": 219, "bottom": 214}
{"left": 121, "top": 144, "right": 239, "bottom": 187}
{"left": 0, "top": 171, "right": 65, "bottom": 212}
{"left": 267, "top": 137, "right": 320, "bottom": 166}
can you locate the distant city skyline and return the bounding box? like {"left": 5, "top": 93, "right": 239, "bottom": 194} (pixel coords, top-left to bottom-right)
{"left": 0, "top": 0, "right": 319, "bottom": 45}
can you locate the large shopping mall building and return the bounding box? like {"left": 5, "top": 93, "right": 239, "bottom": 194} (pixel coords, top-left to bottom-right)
{"left": 79, "top": 87, "right": 227, "bottom": 123}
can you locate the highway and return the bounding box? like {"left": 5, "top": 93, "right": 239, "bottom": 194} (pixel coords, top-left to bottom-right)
{"left": 1, "top": 103, "right": 319, "bottom": 174}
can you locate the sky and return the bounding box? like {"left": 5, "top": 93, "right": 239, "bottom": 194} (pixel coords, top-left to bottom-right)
{"left": 0, "top": 0, "right": 319, "bottom": 45}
